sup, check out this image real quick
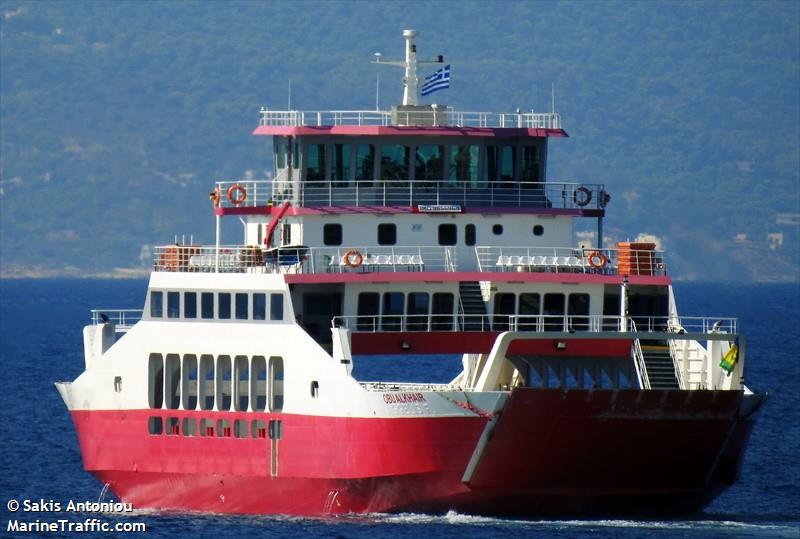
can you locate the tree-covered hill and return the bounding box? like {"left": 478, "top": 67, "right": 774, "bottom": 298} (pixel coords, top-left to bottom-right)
{"left": 1, "top": 0, "right": 798, "bottom": 281}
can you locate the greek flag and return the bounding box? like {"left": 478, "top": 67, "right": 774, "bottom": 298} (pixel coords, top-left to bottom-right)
{"left": 420, "top": 64, "right": 451, "bottom": 96}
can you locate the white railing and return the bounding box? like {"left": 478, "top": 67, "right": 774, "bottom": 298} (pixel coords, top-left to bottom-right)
{"left": 258, "top": 108, "right": 562, "bottom": 129}
{"left": 213, "top": 179, "right": 608, "bottom": 212}
{"left": 629, "top": 321, "right": 651, "bottom": 390}
{"left": 475, "top": 246, "right": 668, "bottom": 276}
{"left": 153, "top": 244, "right": 459, "bottom": 274}
{"left": 90, "top": 309, "right": 143, "bottom": 330}
{"left": 359, "top": 381, "right": 457, "bottom": 392}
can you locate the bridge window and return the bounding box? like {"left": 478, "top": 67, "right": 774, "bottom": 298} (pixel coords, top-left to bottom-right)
{"left": 543, "top": 293, "right": 566, "bottom": 331}
{"left": 415, "top": 145, "right": 443, "bottom": 182}
{"left": 324, "top": 224, "right": 342, "bottom": 246}
{"left": 269, "top": 356, "right": 284, "bottom": 412}
{"left": 332, "top": 143, "right": 351, "bottom": 186}
{"left": 378, "top": 223, "right": 397, "bottom": 245}
{"left": 165, "top": 353, "right": 181, "bottom": 409}
{"left": 275, "top": 141, "right": 287, "bottom": 169}
{"left": 201, "top": 292, "right": 214, "bottom": 319}
{"left": 167, "top": 292, "right": 180, "bottom": 318}
{"left": 270, "top": 293, "right": 284, "bottom": 320}
{"left": 465, "top": 224, "right": 476, "bottom": 246}
{"left": 438, "top": 224, "right": 457, "bottom": 246}
{"left": 235, "top": 293, "right": 248, "bottom": 320}
{"left": 407, "top": 292, "right": 429, "bottom": 331}
{"left": 493, "top": 293, "right": 516, "bottom": 331}
{"left": 148, "top": 353, "right": 164, "bottom": 409}
{"left": 251, "top": 356, "right": 267, "bottom": 412}
{"left": 253, "top": 293, "right": 266, "bottom": 320}
{"left": 568, "top": 293, "right": 590, "bottom": 331}
{"left": 380, "top": 144, "right": 409, "bottom": 183}
{"left": 306, "top": 143, "right": 326, "bottom": 183}
{"left": 219, "top": 293, "right": 231, "bottom": 319}
{"left": 199, "top": 354, "right": 214, "bottom": 410}
{"left": 184, "top": 292, "right": 197, "bottom": 319}
{"left": 357, "top": 292, "right": 380, "bottom": 330}
{"left": 355, "top": 144, "right": 375, "bottom": 185}
{"left": 182, "top": 354, "right": 198, "bottom": 410}
{"left": 381, "top": 292, "right": 404, "bottom": 331}
{"left": 216, "top": 355, "right": 232, "bottom": 411}
{"left": 450, "top": 145, "right": 479, "bottom": 185}
{"left": 150, "top": 291, "right": 163, "bottom": 318}
{"left": 432, "top": 292, "right": 454, "bottom": 331}
{"left": 518, "top": 293, "right": 541, "bottom": 331}
{"left": 521, "top": 146, "right": 540, "bottom": 183}
{"left": 486, "top": 145, "right": 516, "bottom": 186}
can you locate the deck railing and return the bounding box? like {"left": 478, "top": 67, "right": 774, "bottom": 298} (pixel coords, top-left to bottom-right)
{"left": 90, "top": 309, "right": 143, "bottom": 331}
{"left": 258, "top": 108, "right": 562, "bottom": 129}
{"left": 213, "top": 179, "right": 607, "bottom": 212}
{"left": 475, "top": 246, "right": 668, "bottom": 276}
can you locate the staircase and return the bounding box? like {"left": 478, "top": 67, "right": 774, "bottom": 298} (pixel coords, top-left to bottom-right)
{"left": 458, "top": 281, "right": 488, "bottom": 331}
{"left": 640, "top": 340, "right": 680, "bottom": 389}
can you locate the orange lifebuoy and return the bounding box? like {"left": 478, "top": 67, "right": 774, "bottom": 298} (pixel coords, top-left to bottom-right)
{"left": 227, "top": 184, "right": 247, "bottom": 205}
{"left": 573, "top": 186, "right": 592, "bottom": 207}
{"left": 587, "top": 251, "right": 608, "bottom": 269}
{"left": 343, "top": 250, "right": 363, "bottom": 268}
{"left": 209, "top": 187, "right": 221, "bottom": 207}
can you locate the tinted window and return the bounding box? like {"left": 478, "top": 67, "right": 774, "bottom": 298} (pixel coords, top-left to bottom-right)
{"left": 201, "top": 292, "right": 214, "bottom": 319}
{"left": 465, "top": 224, "right": 476, "bottom": 246}
{"left": 543, "top": 293, "right": 565, "bottom": 331}
{"left": 219, "top": 293, "right": 231, "bottom": 319}
{"left": 407, "top": 292, "right": 429, "bottom": 331}
{"left": 270, "top": 293, "right": 284, "bottom": 320}
{"left": 324, "top": 224, "right": 342, "bottom": 246}
{"left": 355, "top": 144, "right": 375, "bottom": 184}
{"left": 378, "top": 223, "right": 396, "bottom": 245}
{"left": 382, "top": 292, "right": 404, "bottom": 331}
{"left": 167, "top": 292, "right": 180, "bottom": 318}
{"left": 253, "top": 293, "right": 266, "bottom": 320}
{"left": 235, "top": 293, "right": 248, "bottom": 320}
{"left": 518, "top": 293, "right": 540, "bottom": 331}
{"left": 568, "top": 293, "right": 590, "bottom": 331}
{"left": 184, "top": 292, "right": 197, "bottom": 319}
{"left": 431, "top": 292, "right": 454, "bottom": 331}
{"left": 493, "top": 293, "right": 516, "bottom": 331}
{"left": 150, "top": 291, "right": 163, "bottom": 318}
{"left": 357, "top": 292, "right": 380, "bottom": 331}
{"left": 438, "top": 224, "right": 457, "bottom": 246}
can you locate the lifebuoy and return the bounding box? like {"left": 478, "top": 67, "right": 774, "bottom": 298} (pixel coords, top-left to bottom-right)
{"left": 587, "top": 251, "right": 608, "bottom": 269}
{"left": 343, "top": 250, "right": 363, "bottom": 268}
{"left": 209, "top": 187, "right": 221, "bottom": 207}
{"left": 227, "top": 184, "right": 247, "bottom": 205}
{"left": 573, "top": 186, "right": 592, "bottom": 207}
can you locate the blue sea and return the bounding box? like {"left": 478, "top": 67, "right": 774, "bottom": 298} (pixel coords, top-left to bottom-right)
{"left": 0, "top": 279, "right": 798, "bottom": 538}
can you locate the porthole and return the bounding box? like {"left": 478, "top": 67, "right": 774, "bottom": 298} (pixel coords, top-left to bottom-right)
{"left": 533, "top": 225, "right": 544, "bottom": 236}
{"left": 492, "top": 224, "right": 503, "bottom": 235}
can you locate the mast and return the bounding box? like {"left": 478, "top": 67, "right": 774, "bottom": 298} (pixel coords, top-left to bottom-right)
{"left": 374, "top": 29, "right": 443, "bottom": 106}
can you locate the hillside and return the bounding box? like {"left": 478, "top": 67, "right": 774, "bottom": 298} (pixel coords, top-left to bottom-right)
{"left": 1, "top": 0, "right": 798, "bottom": 281}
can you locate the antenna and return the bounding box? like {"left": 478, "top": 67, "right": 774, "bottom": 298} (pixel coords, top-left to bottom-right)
{"left": 374, "top": 52, "right": 382, "bottom": 110}
{"left": 288, "top": 79, "right": 292, "bottom": 110}
{"left": 551, "top": 82, "right": 555, "bottom": 114}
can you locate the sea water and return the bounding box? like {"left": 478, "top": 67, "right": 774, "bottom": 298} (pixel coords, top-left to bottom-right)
{"left": 0, "top": 279, "right": 797, "bottom": 538}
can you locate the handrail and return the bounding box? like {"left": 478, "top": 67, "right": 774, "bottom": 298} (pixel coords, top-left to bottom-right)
{"left": 90, "top": 309, "right": 143, "bottom": 330}
{"left": 629, "top": 320, "right": 651, "bottom": 390}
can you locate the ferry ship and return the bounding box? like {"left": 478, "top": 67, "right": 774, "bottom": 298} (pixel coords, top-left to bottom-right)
{"left": 56, "top": 30, "right": 766, "bottom": 517}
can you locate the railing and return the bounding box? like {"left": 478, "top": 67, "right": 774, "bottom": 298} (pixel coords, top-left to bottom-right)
{"left": 258, "top": 108, "right": 562, "bottom": 129}
{"left": 629, "top": 321, "right": 651, "bottom": 390}
{"left": 214, "top": 179, "right": 608, "bottom": 212}
{"left": 359, "top": 381, "right": 457, "bottom": 392}
{"left": 153, "top": 245, "right": 459, "bottom": 274}
{"left": 475, "top": 246, "right": 668, "bottom": 276}
{"left": 333, "top": 314, "right": 737, "bottom": 335}
{"left": 90, "top": 309, "right": 143, "bottom": 331}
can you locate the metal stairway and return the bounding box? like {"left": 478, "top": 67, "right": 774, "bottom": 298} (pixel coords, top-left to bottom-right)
{"left": 640, "top": 340, "right": 680, "bottom": 389}
{"left": 458, "top": 281, "right": 488, "bottom": 331}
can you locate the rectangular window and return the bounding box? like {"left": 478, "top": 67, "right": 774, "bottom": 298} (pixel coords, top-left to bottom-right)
{"left": 219, "top": 293, "right": 231, "bottom": 319}
{"left": 150, "top": 291, "right": 163, "bottom": 318}
{"left": 276, "top": 140, "right": 287, "bottom": 169}
{"left": 357, "top": 292, "right": 380, "bottom": 331}
{"left": 432, "top": 292, "right": 454, "bottom": 331}
{"left": 465, "top": 224, "right": 476, "bottom": 246}
{"left": 438, "top": 223, "right": 457, "bottom": 246}
{"left": 543, "top": 293, "right": 566, "bottom": 332}
{"left": 269, "top": 356, "right": 284, "bottom": 412}
{"left": 216, "top": 355, "right": 232, "bottom": 411}
{"left": 148, "top": 353, "right": 164, "bottom": 409}
{"left": 184, "top": 292, "right": 197, "bottom": 319}
{"left": 253, "top": 293, "right": 266, "bottom": 320}
{"left": 148, "top": 417, "right": 163, "bottom": 435}
{"left": 568, "top": 293, "right": 590, "bottom": 331}
{"left": 167, "top": 291, "right": 180, "bottom": 318}
{"left": 251, "top": 419, "right": 267, "bottom": 439}
{"left": 450, "top": 145, "right": 479, "bottom": 185}
{"left": 332, "top": 143, "right": 351, "bottom": 186}
{"left": 323, "top": 224, "right": 342, "bottom": 246}
{"left": 199, "top": 354, "right": 215, "bottom": 410}
{"left": 355, "top": 144, "right": 375, "bottom": 184}
{"left": 235, "top": 293, "right": 248, "bottom": 320}
{"left": 217, "top": 418, "right": 231, "bottom": 438}
{"left": 270, "top": 293, "right": 284, "bottom": 320}
{"left": 493, "top": 293, "right": 516, "bottom": 331}
{"left": 415, "top": 145, "right": 443, "bottom": 182}
{"left": 234, "top": 355, "right": 249, "bottom": 412}
{"left": 521, "top": 145, "right": 540, "bottom": 183}
{"left": 200, "top": 418, "right": 214, "bottom": 437}
{"left": 518, "top": 293, "right": 541, "bottom": 331}
{"left": 501, "top": 146, "right": 517, "bottom": 186}
{"left": 165, "top": 353, "right": 181, "bottom": 409}
{"left": 380, "top": 144, "right": 409, "bottom": 183}
{"left": 377, "top": 223, "right": 397, "bottom": 245}
{"left": 182, "top": 354, "right": 198, "bottom": 410}
{"left": 407, "top": 292, "right": 429, "bottom": 331}
{"left": 485, "top": 145, "right": 499, "bottom": 182}
{"left": 292, "top": 140, "right": 299, "bottom": 169}
{"left": 381, "top": 292, "right": 404, "bottom": 331}
{"left": 234, "top": 419, "right": 249, "bottom": 438}
{"left": 201, "top": 292, "right": 214, "bottom": 319}
{"left": 306, "top": 143, "right": 326, "bottom": 183}
{"left": 182, "top": 418, "right": 197, "bottom": 437}
{"left": 251, "top": 356, "right": 267, "bottom": 412}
